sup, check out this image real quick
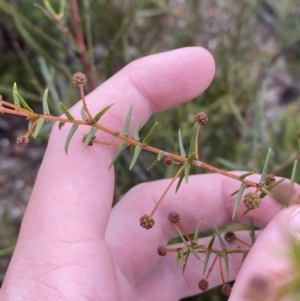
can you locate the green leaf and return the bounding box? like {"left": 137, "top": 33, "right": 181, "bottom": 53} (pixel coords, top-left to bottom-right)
{"left": 182, "top": 250, "right": 190, "bottom": 274}
{"left": 58, "top": 121, "right": 65, "bottom": 130}
{"left": 184, "top": 162, "right": 191, "bottom": 184}
{"left": 129, "top": 146, "right": 142, "bottom": 170}
{"left": 239, "top": 171, "right": 255, "bottom": 180}
{"left": 189, "top": 246, "right": 202, "bottom": 261}
{"left": 260, "top": 147, "right": 272, "bottom": 184}
{"left": 250, "top": 219, "right": 256, "bottom": 245}
{"left": 142, "top": 120, "right": 159, "bottom": 145}
{"left": 32, "top": 118, "right": 45, "bottom": 138}
{"left": 92, "top": 104, "right": 113, "bottom": 123}
{"left": 193, "top": 220, "right": 202, "bottom": 243}
{"left": 290, "top": 160, "right": 298, "bottom": 187}
{"left": 64, "top": 124, "right": 79, "bottom": 155}
{"left": 179, "top": 249, "right": 185, "bottom": 264}
{"left": 188, "top": 123, "right": 198, "bottom": 157}
{"left": 13, "top": 84, "right": 33, "bottom": 112}
{"left": 147, "top": 159, "right": 159, "bottom": 171}
{"left": 60, "top": 102, "right": 74, "bottom": 121}
{"left": 123, "top": 105, "right": 133, "bottom": 136}
{"left": 83, "top": 126, "right": 97, "bottom": 151}
{"left": 178, "top": 129, "right": 186, "bottom": 157}
{"left": 108, "top": 142, "right": 129, "bottom": 170}
{"left": 175, "top": 169, "right": 185, "bottom": 193}
{"left": 157, "top": 150, "right": 165, "bottom": 161}
{"left": 203, "top": 235, "right": 216, "bottom": 276}
{"left": 81, "top": 106, "right": 88, "bottom": 121}
{"left": 134, "top": 120, "right": 142, "bottom": 140}
{"left": 224, "top": 256, "right": 230, "bottom": 280}
{"left": 174, "top": 252, "right": 180, "bottom": 272}
{"left": 12, "top": 83, "right": 20, "bottom": 107}
{"left": 214, "top": 225, "right": 226, "bottom": 250}
{"left": 42, "top": 88, "right": 50, "bottom": 115}
{"left": 232, "top": 183, "right": 247, "bottom": 220}
{"left": 187, "top": 152, "right": 195, "bottom": 163}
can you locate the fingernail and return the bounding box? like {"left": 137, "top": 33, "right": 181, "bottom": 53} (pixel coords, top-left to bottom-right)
{"left": 289, "top": 208, "right": 300, "bottom": 240}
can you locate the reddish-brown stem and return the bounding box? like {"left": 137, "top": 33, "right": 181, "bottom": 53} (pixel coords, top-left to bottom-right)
{"left": 79, "top": 85, "right": 93, "bottom": 122}
{"left": 176, "top": 222, "right": 195, "bottom": 245}
{"left": 150, "top": 165, "right": 184, "bottom": 217}
{"left": 219, "top": 256, "right": 226, "bottom": 284}
{"left": 0, "top": 102, "right": 260, "bottom": 190}
{"left": 235, "top": 237, "right": 252, "bottom": 248}
{"left": 205, "top": 254, "right": 218, "bottom": 280}
{"left": 69, "top": 0, "right": 96, "bottom": 90}
{"left": 25, "top": 119, "right": 38, "bottom": 138}
{"left": 195, "top": 124, "right": 201, "bottom": 160}
{"left": 93, "top": 140, "right": 122, "bottom": 147}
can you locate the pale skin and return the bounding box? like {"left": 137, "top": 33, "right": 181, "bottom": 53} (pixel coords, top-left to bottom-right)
{"left": 1, "top": 47, "right": 300, "bottom": 301}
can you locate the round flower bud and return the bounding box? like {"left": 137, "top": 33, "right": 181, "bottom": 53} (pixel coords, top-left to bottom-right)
{"left": 198, "top": 279, "right": 209, "bottom": 291}
{"left": 168, "top": 212, "right": 180, "bottom": 224}
{"left": 157, "top": 246, "right": 168, "bottom": 256}
{"left": 265, "top": 174, "right": 276, "bottom": 186}
{"left": 140, "top": 214, "right": 155, "bottom": 229}
{"left": 194, "top": 112, "right": 208, "bottom": 126}
{"left": 72, "top": 72, "right": 87, "bottom": 87}
{"left": 16, "top": 135, "right": 29, "bottom": 147}
{"left": 163, "top": 157, "right": 173, "bottom": 166}
{"left": 221, "top": 283, "right": 232, "bottom": 296}
{"left": 224, "top": 231, "right": 236, "bottom": 243}
{"left": 243, "top": 192, "right": 261, "bottom": 210}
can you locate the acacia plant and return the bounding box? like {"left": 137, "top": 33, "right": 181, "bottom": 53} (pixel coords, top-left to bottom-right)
{"left": 1, "top": 72, "right": 299, "bottom": 299}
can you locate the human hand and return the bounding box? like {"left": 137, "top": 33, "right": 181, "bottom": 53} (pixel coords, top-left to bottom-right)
{"left": 1, "top": 47, "right": 299, "bottom": 301}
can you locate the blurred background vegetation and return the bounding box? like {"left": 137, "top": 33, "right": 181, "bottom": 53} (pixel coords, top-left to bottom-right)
{"left": 0, "top": 0, "right": 300, "bottom": 300}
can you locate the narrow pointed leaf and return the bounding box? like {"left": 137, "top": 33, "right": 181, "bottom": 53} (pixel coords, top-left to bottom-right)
{"left": 187, "top": 152, "right": 195, "bottom": 163}
{"left": 174, "top": 252, "right": 180, "bottom": 272}
{"left": 230, "top": 188, "right": 240, "bottom": 197}
{"left": 182, "top": 250, "right": 190, "bottom": 274}
{"left": 123, "top": 105, "right": 133, "bottom": 136}
{"left": 58, "top": 121, "right": 65, "bottom": 129}
{"left": 42, "top": 88, "right": 50, "bottom": 115}
{"left": 175, "top": 225, "right": 189, "bottom": 247}
{"left": 147, "top": 159, "right": 159, "bottom": 171}
{"left": 179, "top": 249, "right": 185, "bottom": 264}
{"left": 189, "top": 246, "right": 201, "bottom": 261}
{"left": 184, "top": 162, "right": 191, "bottom": 184}
{"left": 15, "top": 91, "right": 33, "bottom": 112}
{"left": 241, "top": 208, "right": 251, "bottom": 217}
{"left": 142, "top": 120, "right": 159, "bottom": 145}
{"left": 129, "top": 146, "right": 142, "bottom": 170}
{"left": 60, "top": 102, "right": 74, "bottom": 121}
{"left": 203, "top": 234, "right": 216, "bottom": 276}
{"left": 81, "top": 106, "right": 88, "bottom": 121}
{"left": 232, "top": 183, "right": 247, "bottom": 220}
{"left": 134, "top": 119, "right": 142, "bottom": 140}
{"left": 290, "top": 160, "right": 298, "bottom": 187}
{"left": 260, "top": 148, "right": 272, "bottom": 184}
{"left": 261, "top": 187, "right": 271, "bottom": 196}
{"left": 157, "top": 150, "right": 165, "bottom": 161}
{"left": 83, "top": 126, "right": 97, "bottom": 151}
{"left": 64, "top": 124, "right": 79, "bottom": 155}
{"left": 178, "top": 129, "right": 186, "bottom": 157}
{"left": 214, "top": 225, "right": 226, "bottom": 250}
{"left": 108, "top": 142, "right": 129, "bottom": 170}
{"left": 224, "top": 256, "right": 230, "bottom": 280}
{"left": 175, "top": 169, "right": 185, "bottom": 193}
{"left": 188, "top": 123, "right": 198, "bottom": 157}
{"left": 92, "top": 104, "right": 113, "bottom": 123}
{"left": 193, "top": 220, "right": 202, "bottom": 243}
{"left": 250, "top": 220, "right": 256, "bottom": 244}
{"left": 32, "top": 118, "right": 45, "bottom": 138}
{"left": 13, "top": 83, "right": 20, "bottom": 107}
{"left": 239, "top": 171, "right": 255, "bottom": 180}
